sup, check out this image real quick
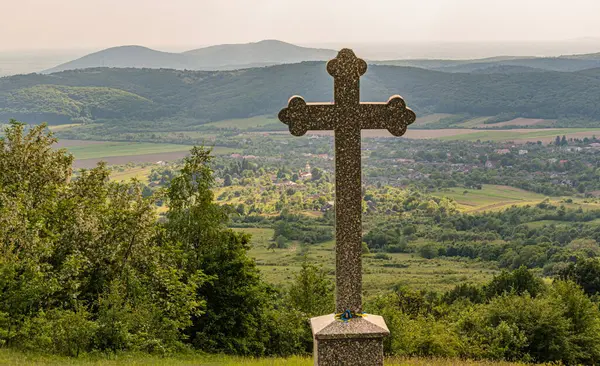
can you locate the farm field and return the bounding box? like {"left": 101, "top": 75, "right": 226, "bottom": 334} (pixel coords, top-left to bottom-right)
{"left": 438, "top": 128, "right": 600, "bottom": 142}
{"left": 454, "top": 116, "right": 492, "bottom": 128}
{"left": 411, "top": 113, "right": 454, "bottom": 127}
{"left": 0, "top": 349, "right": 538, "bottom": 366}
{"left": 203, "top": 115, "right": 281, "bottom": 129}
{"left": 65, "top": 142, "right": 194, "bottom": 160}
{"left": 483, "top": 118, "right": 555, "bottom": 128}
{"left": 431, "top": 184, "right": 600, "bottom": 212}
{"left": 293, "top": 127, "right": 600, "bottom": 142}
{"left": 110, "top": 166, "right": 154, "bottom": 183}
{"left": 236, "top": 227, "right": 496, "bottom": 295}
{"left": 56, "top": 140, "right": 239, "bottom": 169}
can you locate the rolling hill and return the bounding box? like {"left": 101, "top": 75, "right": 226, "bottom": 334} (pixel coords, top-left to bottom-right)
{"left": 2, "top": 63, "right": 600, "bottom": 126}
{"left": 44, "top": 40, "right": 337, "bottom": 73}
{"left": 373, "top": 55, "right": 600, "bottom": 73}
{"left": 42, "top": 39, "right": 600, "bottom": 75}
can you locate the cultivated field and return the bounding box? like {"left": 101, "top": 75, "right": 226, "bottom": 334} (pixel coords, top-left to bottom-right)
{"left": 110, "top": 166, "right": 154, "bottom": 183}
{"left": 483, "top": 118, "right": 555, "bottom": 128}
{"left": 55, "top": 140, "right": 239, "bottom": 169}
{"left": 411, "top": 113, "right": 454, "bottom": 127}
{"left": 438, "top": 128, "right": 600, "bottom": 143}
{"left": 65, "top": 142, "right": 193, "bottom": 160}
{"left": 203, "top": 115, "right": 280, "bottom": 129}
{"left": 432, "top": 184, "right": 600, "bottom": 213}
{"left": 289, "top": 127, "right": 600, "bottom": 142}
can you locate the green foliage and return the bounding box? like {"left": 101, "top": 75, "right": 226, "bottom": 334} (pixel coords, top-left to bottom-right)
{"left": 368, "top": 270, "right": 600, "bottom": 364}
{"left": 287, "top": 260, "right": 334, "bottom": 317}
{"left": 484, "top": 267, "right": 545, "bottom": 299}
{"left": 559, "top": 258, "right": 600, "bottom": 296}
{"left": 0, "top": 121, "right": 310, "bottom": 358}
{"left": 4, "top": 63, "right": 600, "bottom": 125}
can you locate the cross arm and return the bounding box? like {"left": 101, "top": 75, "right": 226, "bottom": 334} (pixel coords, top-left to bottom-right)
{"left": 278, "top": 96, "right": 336, "bottom": 136}
{"left": 359, "top": 95, "right": 416, "bottom": 136}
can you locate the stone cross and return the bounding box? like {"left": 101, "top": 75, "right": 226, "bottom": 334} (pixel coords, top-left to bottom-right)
{"left": 279, "top": 49, "right": 416, "bottom": 314}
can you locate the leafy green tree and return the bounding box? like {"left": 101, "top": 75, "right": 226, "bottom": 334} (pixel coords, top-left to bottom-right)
{"left": 484, "top": 266, "right": 545, "bottom": 299}
{"left": 288, "top": 260, "right": 334, "bottom": 317}
{"left": 311, "top": 167, "right": 323, "bottom": 181}
{"left": 0, "top": 121, "right": 202, "bottom": 354}
{"left": 559, "top": 258, "right": 600, "bottom": 296}
{"left": 163, "top": 147, "right": 275, "bottom": 356}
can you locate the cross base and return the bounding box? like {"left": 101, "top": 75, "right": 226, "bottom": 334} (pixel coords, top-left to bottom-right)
{"left": 310, "top": 313, "right": 389, "bottom": 366}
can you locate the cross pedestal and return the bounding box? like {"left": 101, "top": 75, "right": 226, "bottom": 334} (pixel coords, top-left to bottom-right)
{"left": 279, "top": 49, "right": 415, "bottom": 365}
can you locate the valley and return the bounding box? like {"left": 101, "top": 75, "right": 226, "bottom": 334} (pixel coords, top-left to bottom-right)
{"left": 4, "top": 38, "right": 600, "bottom": 364}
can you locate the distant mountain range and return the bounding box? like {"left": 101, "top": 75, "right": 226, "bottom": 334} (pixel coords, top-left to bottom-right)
{"left": 43, "top": 40, "right": 338, "bottom": 73}
{"left": 3, "top": 62, "right": 600, "bottom": 126}
{"left": 42, "top": 40, "right": 600, "bottom": 75}
{"left": 371, "top": 53, "right": 600, "bottom": 73}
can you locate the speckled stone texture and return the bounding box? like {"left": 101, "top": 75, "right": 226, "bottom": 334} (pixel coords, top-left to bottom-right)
{"left": 279, "top": 49, "right": 415, "bottom": 365}
{"left": 311, "top": 314, "right": 389, "bottom": 366}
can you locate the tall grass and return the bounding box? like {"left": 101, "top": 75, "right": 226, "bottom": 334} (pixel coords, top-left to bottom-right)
{"left": 0, "top": 350, "right": 542, "bottom": 366}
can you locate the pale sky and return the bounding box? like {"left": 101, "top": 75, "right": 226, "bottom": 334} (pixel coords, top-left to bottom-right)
{"left": 2, "top": 0, "right": 600, "bottom": 51}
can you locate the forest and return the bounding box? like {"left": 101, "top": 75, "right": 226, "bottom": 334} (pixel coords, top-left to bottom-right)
{"left": 2, "top": 63, "right": 600, "bottom": 125}
{"left": 3, "top": 121, "right": 600, "bottom": 364}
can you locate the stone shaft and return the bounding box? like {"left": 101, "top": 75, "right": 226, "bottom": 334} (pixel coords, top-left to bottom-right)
{"left": 334, "top": 123, "right": 362, "bottom": 313}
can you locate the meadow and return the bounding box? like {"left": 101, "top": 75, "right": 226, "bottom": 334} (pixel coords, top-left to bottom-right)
{"left": 430, "top": 184, "right": 600, "bottom": 212}
{"left": 0, "top": 349, "right": 542, "bottom": 366}
{"left": 202, "top": 115, "right": 281, "bottom": 130}
{"left": 236, "top": 227, "right": 496, "bottom": 295}
{"left": 63, "top": 142, "right": 194, "bottom": 160}
{"left": 438, "top": 127, "right": 600, "bottom": 142}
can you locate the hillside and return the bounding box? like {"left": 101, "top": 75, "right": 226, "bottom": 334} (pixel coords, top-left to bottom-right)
{"left": 373, "top": 55, "right": 600, "bottom": 72}
{"left": 44, "top": 40, "right": 337, "bottom": 73}
{"left": 2, "top": 63, "right": 600, "bottom": 125}
{"left": 182, "top": 40, "right": 337, "bottom": 67}
{"left": 43, "top": 40, "right": 600, "bottom": 75}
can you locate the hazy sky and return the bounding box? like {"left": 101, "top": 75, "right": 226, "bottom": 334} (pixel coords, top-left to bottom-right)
{"left": 3, "top": 0, "right": 600, "bottom": 51}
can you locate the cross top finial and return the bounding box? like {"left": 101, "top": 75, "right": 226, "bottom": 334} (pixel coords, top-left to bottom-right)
{"left": 326, "top": 48, "right": 367, "bottom": 81}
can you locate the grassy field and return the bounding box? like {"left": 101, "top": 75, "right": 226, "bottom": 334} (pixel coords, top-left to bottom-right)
{"left": 203, "top": 116, "right": 280, "bottom": 130}
{"left": 411, "top": 113, "right": 454, "bottom": 127}
{"left": 48, "top": 123, "right": 83, "bottom": 131}
{"left": 298, "top": 127, "right": 600, "bottom": 143}
{"left": 0, "top": 349, "right": 537, "bottom": 365}
{"left": 64, "top": 142, "right": 238, "bottom": 160}
{"left": 454, "top": 117, "right": 492, "bottom": 128}
{"left": 236, "top": 228, "right": 496, "bottom": 295}
{"left": 65, "top": 142, "right": 193, "bottom": 160}
{"left": 110, "top": 166, "right": 154, "bottom": 183}
{"left": 432, "top": 184, "right": 600, "bottom": 213}
{"left": 438, "top": 128, "right": 600, "bottom": 142}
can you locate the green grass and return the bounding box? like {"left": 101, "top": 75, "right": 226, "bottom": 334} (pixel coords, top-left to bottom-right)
{"left": 432, "top": 185, "right": 547, "bottom": 212}
{"left": 412, "top": 113, "right": 454, "bottom": 127}
{"left": 432, "top": 185, "right": 600, "bottom": 213}
{"left": 438, "top": 128, "right": 600, "bottom": 142}
{"left": 0, "top": 349, "right": 535, "bottom": 365}
{"left": 526, "top": 217, "right": 600, "bottom": 228}
{"left": 110, "top": 167, "right": 153, "bottom": 183}
{"left": 66, "top": 143, "right": 237, "bottom": 160}
{"left": 235, "top": 228, "right": 496, "bottom": 295}
{"left": 454, "top": 117, "right": 492, "bottom": 128}
{"left": 65, "top": 143, "right": 191, "bottom": 159}
{"left": 47, "top": 123, "right": 82, "bottom": 131}
{"left": 203, "top": 116, "right": 279, "bottom": 130}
